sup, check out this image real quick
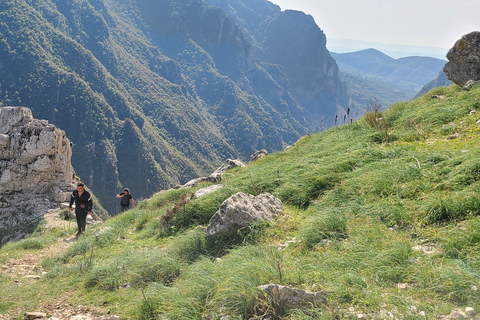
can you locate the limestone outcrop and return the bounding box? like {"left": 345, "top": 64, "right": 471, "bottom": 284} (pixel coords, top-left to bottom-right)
{"left": 0, "top": 107, "right": 76, "bottom": 244}
{"left": 444, "top": 31, "right": 480, "bottom": 88}
{"left": 206, "top": 192, "right": 282, "bottom": 236}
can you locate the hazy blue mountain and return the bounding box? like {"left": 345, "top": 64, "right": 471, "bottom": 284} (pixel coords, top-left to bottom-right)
{"left": 327, "top": 38, "right": 448, "bottom": 60}
{"left": 330, "top": 49, "right": 447, "bottom": 109}
{"left": 0, "top": 0, "right": 348, "bottom": 212}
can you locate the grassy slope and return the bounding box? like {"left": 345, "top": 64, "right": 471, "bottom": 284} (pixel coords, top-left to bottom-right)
{"left": 2, "top": 84, "right": 480, "bottom": 319}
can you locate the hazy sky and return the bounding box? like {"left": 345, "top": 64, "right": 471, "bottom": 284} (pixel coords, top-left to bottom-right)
{"left": 271, "top": 0, "right": 480, "bottom": 49}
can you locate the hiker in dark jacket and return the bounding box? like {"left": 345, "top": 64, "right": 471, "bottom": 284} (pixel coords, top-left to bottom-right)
{"left": 116, "top": 188, "right": 134, "bottom": 212}
{"left": 69, "top": 182, "right": 93, "bottom": 237}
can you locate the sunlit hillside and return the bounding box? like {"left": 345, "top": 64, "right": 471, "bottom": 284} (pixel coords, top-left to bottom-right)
{"left": 2, "top": 84, "right": 480, "bottom": 319}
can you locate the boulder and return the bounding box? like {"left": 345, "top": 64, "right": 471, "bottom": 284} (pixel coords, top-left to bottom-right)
{"left": 0, "top": 107, "right": 76, "bottom": 244}
{"left": 444, "top": 31, "right": 480, "bottom": 88}
{"left": 206, "top": 192, "right": 282, "bottom": 236}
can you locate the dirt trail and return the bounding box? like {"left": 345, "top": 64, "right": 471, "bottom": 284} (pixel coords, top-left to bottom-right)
{"left": 0, "top": 210, "right": 118, "bottom": 320}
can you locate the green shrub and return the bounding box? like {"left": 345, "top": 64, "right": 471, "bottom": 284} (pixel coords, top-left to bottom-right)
{"left": 168, "top": 187, "right": 234, "bottom": 231}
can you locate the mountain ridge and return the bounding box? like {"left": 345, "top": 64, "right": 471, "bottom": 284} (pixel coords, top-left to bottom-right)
{"left": 0, "top": 0, "right": 350, "bottom": 212}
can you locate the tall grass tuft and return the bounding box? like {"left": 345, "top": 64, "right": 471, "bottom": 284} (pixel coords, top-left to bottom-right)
{"left": 300, "top": 209, "right": 347, "bottom": 248}
{"left": 166, "top": 227, "right": 207, "bottom": 263}
{"left": 362, "top": 97, "right": 394, "bottom": 143}
{"left": 213, "top": 245, "right": 279, "bottom": 318}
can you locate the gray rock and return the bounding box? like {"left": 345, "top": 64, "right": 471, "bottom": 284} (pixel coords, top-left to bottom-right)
{"left": 206, "top": 192, "right": 282, "bottom": 236}
{"left": 194, "top": 184, "right": 224, "bottom": 198}
{"left": 444, "top": 31, "right": 480, "bottom": 87}
{"left": 210, "top": 158, "right": 246, "bottom": 181}
{"left": 24, "top": 312, "right": 47, "bottom": 319}
{"left": 250, "top": 149, "right": 268, "bottom": 162}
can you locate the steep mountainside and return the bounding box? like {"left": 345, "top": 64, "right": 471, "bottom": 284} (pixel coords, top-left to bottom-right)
{"left": 0, "top": 0, "right": 348, "bottom": 212}
{"left": 204, "top": 0, "right": 352, "bottom": 128}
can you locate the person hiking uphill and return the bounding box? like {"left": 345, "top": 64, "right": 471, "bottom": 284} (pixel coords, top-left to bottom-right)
{"left": 69, "top": 182, "right": 93, "bottom": 237}
{"left": 116, "top": 188, "right": 134, "bottom": 212}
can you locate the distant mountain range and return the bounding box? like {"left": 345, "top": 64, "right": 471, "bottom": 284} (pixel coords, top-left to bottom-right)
{"left": 331, "top": 49, "right": 448, "bottom": 109}
{"left": 327, "top": 38, "right": 448, "bottom": 60}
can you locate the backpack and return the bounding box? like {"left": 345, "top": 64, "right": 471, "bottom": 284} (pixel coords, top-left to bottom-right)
{"left": 121, "top": 194, "right": 130, "bottom": 206}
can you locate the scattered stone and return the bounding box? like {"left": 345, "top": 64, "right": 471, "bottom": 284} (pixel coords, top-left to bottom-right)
{"left": 206, "top": 192, "right": 282, "bottom": 236}
{"left": 463, "top": 80, "right": 480, "bottom": 91}
{"left": 430, "top": 95, "right": 446, "bottom": 100}
{"left": 210, "top": 159, "right": 246, "bottom": 181}
{"left": 194, "top": 184, "right": 224, "bottom": 198}
{"left": 250, "top": 149, "right": 268, "bottom": 162}
{"left": 278, "top": 238, "right": 300, "bottom": 249}
{"left": 24, "top": 312, "right": 46, "bottom": 319}
{"left": 413, "top": 245, "right": 438, "bottom": 255}
{"left": 447, "top": 133, "right": 459, "bottom": 140}
{"left": 465, "top": 307, "right": 476, "bottom": 317}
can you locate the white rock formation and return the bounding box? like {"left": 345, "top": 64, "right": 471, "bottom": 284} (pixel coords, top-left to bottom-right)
{"left": 206, "top": 192, "right": 282, "bottom": 236}
{"left": 0, "top": 107, "right": 76, "bottom": 244}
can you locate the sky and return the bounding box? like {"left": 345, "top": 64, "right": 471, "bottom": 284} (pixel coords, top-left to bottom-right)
{"left": 271, "top": 0, "right": 480, "bottom": 50}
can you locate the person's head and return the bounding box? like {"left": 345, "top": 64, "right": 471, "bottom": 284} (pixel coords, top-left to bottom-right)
{"left": 77, "top": 183, "right": 85, "bottom": 192}
{"left": 123, "top": 188, "right": 129, "bottom": 195}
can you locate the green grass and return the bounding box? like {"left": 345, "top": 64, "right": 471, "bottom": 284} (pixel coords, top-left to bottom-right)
{"left": 3, "top": 84, "right": 480, "bottom": 319}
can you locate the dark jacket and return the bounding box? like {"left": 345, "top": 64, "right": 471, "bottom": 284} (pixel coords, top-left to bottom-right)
{"left": 69, "top": 189, "right": 93, "bottom": 213}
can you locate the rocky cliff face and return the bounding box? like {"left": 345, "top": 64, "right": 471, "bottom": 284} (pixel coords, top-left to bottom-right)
{"left": 260, "top": 10, "right": 351, "bottom": 127}
{"left": 0, "top": 107, "right": 76, "bottom": 244}
{"left": 203, "top": 0, "right": 352, "bottom": 128}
